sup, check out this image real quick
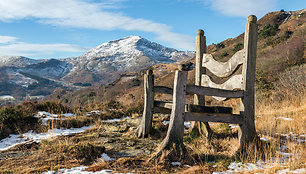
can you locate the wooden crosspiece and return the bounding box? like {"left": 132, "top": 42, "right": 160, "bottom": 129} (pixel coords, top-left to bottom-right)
{"left": 137, "top": 15, "right": 259, "bottom": 159}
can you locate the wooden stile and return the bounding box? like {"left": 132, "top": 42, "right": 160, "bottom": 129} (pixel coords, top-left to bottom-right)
{"left": 137, "top": 15, "right": 258, "bottom": 154}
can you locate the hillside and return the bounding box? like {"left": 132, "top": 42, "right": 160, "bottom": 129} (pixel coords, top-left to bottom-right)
{"left": 0, "top": 36, "right": 193, "bottom": 99}
{"left": 63, "top": 36, "right": 194, "bottom": 85}
{"left": 56, "top": 9, "right": 305, "bottom": 109}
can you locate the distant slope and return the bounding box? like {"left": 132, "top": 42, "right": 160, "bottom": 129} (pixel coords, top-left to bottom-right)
{"left": 0, "top": 36, "right": 194, "bottom": 98}
{"left": 55, "top": 9, "right": 305, "bottom": 108}
{"left": 63, "top": 36, "right": 194, "bottom": 85}
{"left": 0, "top": 56, "right": 41, "bottom": 68}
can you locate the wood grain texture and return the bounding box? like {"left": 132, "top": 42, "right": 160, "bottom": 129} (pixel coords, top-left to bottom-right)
{"left": 164, "top": 70, "right": 187, "bottom": 143}
{"left": 194, "top": 30, "right": 206, "bottom": 105}
{"left": 201, "top": 74, "right": 243, "bottom": 90}
{"left": 186, "top": 85, "right": 244, "bottom": 98}
{"left": 186, "top": 104, "right": 232, "bottom": 114}
{"left": 154, "top": 101, "right": 233, "bottom": 114}
{"left": 185, "top": 112, "right": 243, "bottom": 124}
{"left": 201, "top": 74, "right": 243, "bottom": 101}
{"left": 239, "top": 15, "right": 258, "bottom": 149}
{"left": 154, "top": 100, "right": 173, "bottom": 109}
{"left": 202, "top": 50, "right": 245, "bottom": 78}
{"left": 153, "top": 107, "right": 171, "bottom": 114}
{"left": 154, "top": 86, "right": 173, "bottom": 95}
{"left": 194, "top": 30, "right": 212, "bottom": 137}
{"left": 136, "top": 71, "right": 154, "bottom": 137}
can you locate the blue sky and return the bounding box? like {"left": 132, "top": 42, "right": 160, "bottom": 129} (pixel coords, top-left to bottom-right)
{"left": 0, "top": 0, "right": 304, "bottom": 59}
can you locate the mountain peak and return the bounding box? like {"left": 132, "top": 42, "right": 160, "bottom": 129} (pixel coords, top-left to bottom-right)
{"left": 0, "top": 56, "right": 40, "bottom": 68}
{"left": 123, "top": 35, "right": 142, "bottom": 40}
{"left": 80, "top": 35, "right": 185, "bottom": 61}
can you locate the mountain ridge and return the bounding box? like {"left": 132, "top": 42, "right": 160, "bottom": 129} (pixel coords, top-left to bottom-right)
{"left": 0, "top": 36, "right": 194, "bottom": 98}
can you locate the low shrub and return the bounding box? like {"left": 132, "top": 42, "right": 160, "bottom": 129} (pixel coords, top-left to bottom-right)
{"left": 232, "top": 43, "right": 243, "bottom": 53}
{"left": 259, "top": 24, "right": 279, "bottom": 38}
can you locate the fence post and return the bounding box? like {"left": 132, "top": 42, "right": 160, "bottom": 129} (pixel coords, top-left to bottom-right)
{"left": 136, "top": 69, "right": 154, "bottom": 138}
{"left": 193, "top": 29, "right": 212, "bottom": 136}
{"left": 239, "top": 15, "right": 258, "bottom": 149}
{"left": 161, "top": 65, "right": 187, "bottom": 146}
{"left": 194, "top": 29, "right": 206, "bottom": 105}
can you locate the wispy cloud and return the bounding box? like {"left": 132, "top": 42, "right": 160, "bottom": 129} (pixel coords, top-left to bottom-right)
{"left": 200, "top": 0, "right": 277, "bottom": 17}
{"left": 0, "top": 36, "right": 18, "bottom": 44}
{"left": 0, "top": 35, "right": 87, "bottom": 57}
{"left": 0, "top": 0, "right": 194, "bottom": 50}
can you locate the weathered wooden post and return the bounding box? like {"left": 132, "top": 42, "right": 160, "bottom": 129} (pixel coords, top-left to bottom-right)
{"left": 136, "top": 69, "right": 154, "bottom": 138}
{"left": 151, "top": 64, "right": 188, "bottom": 161}
{"left": 239, "top": 15, "right": 258, "bottom": 150}
{"left": 194, "top": 29, "right": 206, "bottom": 105}
{"left": 192, "top": 29, "right": 212, "bottom": 137}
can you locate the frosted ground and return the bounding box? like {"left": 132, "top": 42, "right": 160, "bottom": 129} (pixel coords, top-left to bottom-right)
{"left": 0, "top": 111, "right": 304, "bottom": 173}
{"left": 0, "top": 111, "right": 133, "bottom": 151}
{"left": 0, "top": 126, "right": 94, "bottom": 151}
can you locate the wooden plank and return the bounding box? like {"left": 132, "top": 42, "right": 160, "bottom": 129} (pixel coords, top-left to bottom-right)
{"left": 202, "top": 50, "right": 244, "bottom": 78}
{"left": 154, "top": 86, "right": 173, "bottom": 95}
{"left": 186, "top": 104, "right": 232, "bottom": 114}
{"left": 239, "top": 15, "right": 258, "bottom": 148}
{"left": 153, "top": 107, "right": 171, "bottom": 114}
{"left": 201, "top": 74, "right": 243, "bottom": 101}
{"left": 185, "top": 112, "right": 243, "bottom": 124}
{"left": 186, "top": 85, "right": 244, "bottom": 98}
{"left": 154, "top": 100, "right": 173, "bottom": 110}
{"left": 201, "top": 74, "right": 243, "bottom": 90}
{"left": 155, "top": 101, "right": 233, "bottom": 114}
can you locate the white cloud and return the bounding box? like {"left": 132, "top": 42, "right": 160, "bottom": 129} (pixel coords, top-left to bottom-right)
{"left": 0, "top": 0, "right": 194, "bottom": 50}
{"left": 203, "top": 0, "right": 277, "bottom": 17}
{"left": 0, "top": 36, "right": 87, "bottom": 57}
{"left": 0, "top": 36, "right": 18, "bottom": 44}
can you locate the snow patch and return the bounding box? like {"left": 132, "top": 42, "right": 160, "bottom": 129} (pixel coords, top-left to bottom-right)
{"left": 163, "top": 121, "right": 192, "bottom": 129}
{"left": 171, "top": 162, "right": 181, "bottom": 166}
{"left": 229, "top": 124, "right": 239, "bottom": 129}
{"left": 101, "top": 153, "right": 115, "bottom": 161}
{"left": 0, "top": 126, "right": 94, "bottom": 151}
{"left": 276, "top": 117, "right": 294, "bottom": 121}
{"left": 87, "top": 110, "right": 102, "bottom": 116}
{"left": 34, "top": 111, "right": 76, "bottom": 126}
{"left": 0, "top": 95, "right": 15, "bottom": 100}
{"left": 260, "top": 137, "right": 271, "bottom": 142}
{"left": 277, "top": 168, "right": 306, "bottom": 174}
{"left": 102, "top": 116, "right": 130, "bottom": 123}
{"left": 43, "top": 166, "right": 114, "bottom": 174}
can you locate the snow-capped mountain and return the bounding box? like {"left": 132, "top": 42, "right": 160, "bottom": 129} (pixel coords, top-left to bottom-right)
{"left": 0, "top": 56, "right": 41, "bottom": 68}
{"left": 64, "top": 36, "right": 194, "bottom": 84}
{"left": 66, "top": 36, "right": 193, "bottom": 72}
{"left": 82, "top": 36, "right": 191, "bottom": 63}
{"left": 0, "top": 36, "right": 194, "bottom": 97}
